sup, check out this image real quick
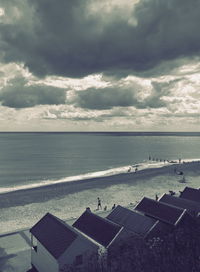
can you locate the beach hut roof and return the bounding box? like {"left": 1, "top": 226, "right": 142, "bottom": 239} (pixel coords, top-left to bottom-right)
{"left": 107, "top": 205, "right": 157, "bottom": 236}
{"left": 180, "top": 187, "right": 200, "bottom": 203}
{"left": 73, "top": 210, "right": 122, "bottom": 247}
{"left": 159, "top": 194, "right": 200, "bottom": 214}
{"left": 135, "top": 197, "right": 186, "bottom": 226}
{"left": 30, "top": 213, "right": 78, "bottom": 259}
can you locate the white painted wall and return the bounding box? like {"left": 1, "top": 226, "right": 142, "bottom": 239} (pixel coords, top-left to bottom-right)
{"left": 59, "top": 236, "right": 99, "bottom": 271}
{"left": 31, "top": 236, "right": 99, "bottom": 272}
{"left": 31, "top": 241, "right": 59, "bottom": 272}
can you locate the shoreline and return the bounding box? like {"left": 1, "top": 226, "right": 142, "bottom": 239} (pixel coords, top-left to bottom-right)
{"left": 0, "top": 161, "right": 170, "bottom": 195}
{"left": 0, "top": 162, "right": 179, "bottom": 209}
{"left": 0, "top": 161, "right": 199, "bottom": 209}
{"left": 1, "top": 160, "right": 200, "bottom": 234}
{"left": 1, "top": 158, "right": 199, "bottom": 196}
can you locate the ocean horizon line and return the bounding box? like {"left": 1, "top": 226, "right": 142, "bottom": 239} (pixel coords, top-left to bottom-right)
{"left": 1, "top": 131, "right": 200, "bottom": 136}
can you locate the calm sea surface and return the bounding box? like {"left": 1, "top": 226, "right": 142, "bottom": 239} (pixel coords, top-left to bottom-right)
{"left": 0, "top": 132, "right": 200, "bottom": 190}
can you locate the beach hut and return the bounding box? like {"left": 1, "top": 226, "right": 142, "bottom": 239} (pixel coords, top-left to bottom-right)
{"left": 106, "top": 205, "right": 172, "bottom": 239}
{"left": 159, "top": 193, "right": 200, "bottom": 216}
{"left": 73, "top": 210, "right": 132, "bottom": 272}
{"left": 106, "top": 205, "right": 158, "bottom": 237}
{"left": 179, "top": 186, "right": 200, "bottom": 203}
{"left": 73, "top": 210, "right": 124, "bottom": 248}
{"left": 30, "top": 213, "right": 99, "bottom": 272}
{"left": 135, "top": 197, "right": 191, "bottom": 227}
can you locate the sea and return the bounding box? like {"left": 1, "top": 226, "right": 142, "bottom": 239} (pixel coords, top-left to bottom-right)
{"left": 0, "top": 131, "right": 200, "bottom": 193}
{"left": 1, "top": 131, "right": 200, "bottom": 233}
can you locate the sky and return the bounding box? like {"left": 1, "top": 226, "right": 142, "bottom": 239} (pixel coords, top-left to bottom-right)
{"left": 0, "top": 0, "right": 200, "bottom": 131}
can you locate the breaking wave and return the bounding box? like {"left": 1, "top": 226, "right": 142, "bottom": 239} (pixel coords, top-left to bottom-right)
{"left": 0, "top": 159, "right": 199, "bottom": 194}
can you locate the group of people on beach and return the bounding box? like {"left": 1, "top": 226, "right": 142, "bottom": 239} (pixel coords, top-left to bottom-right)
{"left": 149, "top": 156, "right": 166, "bottom": 163}
{"left": 96, "top": 197, "right": 116, "bottom": 211}
{"left": 128, "top": 166, "right": 138, "bottom": 173}
{"left": 96, "top": 156, "right": 186, "bottom": 211}
{"left": 149, "top": 156, "right": 182, "bottom": 164}
{"left": 127, "top": 156, "right": 183, "bottom": 174}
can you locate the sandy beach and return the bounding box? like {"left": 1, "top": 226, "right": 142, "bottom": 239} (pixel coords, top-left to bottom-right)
{"left": 0, "top": 160, "right": 200, "bottom": 272}
{"left": 1, "top": 161, "right": 200, "bottom": 234}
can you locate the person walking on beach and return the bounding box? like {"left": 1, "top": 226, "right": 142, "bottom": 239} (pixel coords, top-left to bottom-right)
{"left": 97, "top": 197, "right": 102, "bottom": 210}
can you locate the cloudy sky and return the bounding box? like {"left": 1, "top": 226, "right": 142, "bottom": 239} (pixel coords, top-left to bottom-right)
{"left": 0, "top": 0, "right": 200, "bottom": 131}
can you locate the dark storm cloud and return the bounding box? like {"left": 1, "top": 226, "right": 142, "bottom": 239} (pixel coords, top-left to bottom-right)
{"left": 0, "top": 77, "right": 66, "bottom": 108}
{"left": 1, "top": 0, "right": 200, "bottom": 78}
{"left": 74, "top": 85, "right": 166, "bottom": 110}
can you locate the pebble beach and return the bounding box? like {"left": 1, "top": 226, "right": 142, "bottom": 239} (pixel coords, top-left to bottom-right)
{"left": 1, "top": 160, "right": 200, "bottom": 234}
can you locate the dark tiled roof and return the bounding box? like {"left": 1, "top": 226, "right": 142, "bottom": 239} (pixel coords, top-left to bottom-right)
{"left": 73, "top": 211, "right": 122, "bottom": 247}
{"left": 180, "top": 187, "right": 200, "bottom": 203}
{"left": 135, "top": 197, "right": 186, "bottom": 226}
{"left": 30, "top": 213, "right": 77, "bottom": 259}
{"left": 159, "top": 194, "right": 200, "bottom": 215}
{"left": 146, "top": 220, "right": 173, "bottom": 239}
{"left": 107, "top": 205, "right": 157, "bottom": 236}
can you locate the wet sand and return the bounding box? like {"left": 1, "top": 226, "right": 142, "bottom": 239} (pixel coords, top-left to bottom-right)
{"left": 1, "top": 161, "right": 200, "bottom": 234}
{"left": 1, "top": 161, "right": 200, "bottom": 209}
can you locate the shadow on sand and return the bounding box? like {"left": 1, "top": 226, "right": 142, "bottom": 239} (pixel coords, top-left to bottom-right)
{"left": 0, "top": 247, "right": 17, "bottom": 271}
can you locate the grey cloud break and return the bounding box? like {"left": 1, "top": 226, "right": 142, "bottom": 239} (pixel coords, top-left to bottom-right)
{"left": 0, "top": 77, "right": 66, "bottom": 108}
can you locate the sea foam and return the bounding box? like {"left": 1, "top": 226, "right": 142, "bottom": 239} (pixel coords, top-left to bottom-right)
{"left": 0, "top": 160, "right": 172, "bottom": 194}
{"left": 0, "top": 158, "right": 199, "bottom": 194}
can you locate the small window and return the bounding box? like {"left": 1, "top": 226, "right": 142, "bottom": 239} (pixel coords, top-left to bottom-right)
{"left": 75, "top": 254, "right": 83, "bottom": 266}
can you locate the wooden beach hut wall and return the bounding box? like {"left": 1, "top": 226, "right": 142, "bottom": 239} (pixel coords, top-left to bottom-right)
{"left": 30, "top": 213, "right": 99, "bottom": 272}
{"left": 159, "top": 193, "right": 200, "bottom": 217}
